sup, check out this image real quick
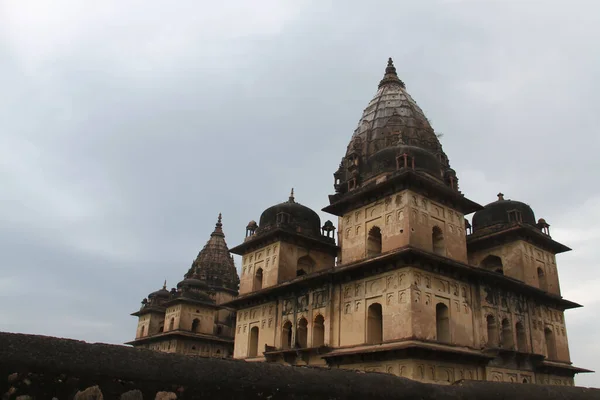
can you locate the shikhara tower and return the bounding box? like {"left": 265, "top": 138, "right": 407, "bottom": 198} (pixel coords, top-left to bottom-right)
{"left": 223, "top": 58, "right": 590, "bottom": 385}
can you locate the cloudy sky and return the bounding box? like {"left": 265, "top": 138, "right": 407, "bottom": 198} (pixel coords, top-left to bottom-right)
{"left": 1, "top": 0, "right": 598, "bottom": 387}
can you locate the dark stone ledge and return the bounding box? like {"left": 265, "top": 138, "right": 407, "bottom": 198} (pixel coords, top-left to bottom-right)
{"left": 1, "top": 331, "right": 598, "bottom": 400}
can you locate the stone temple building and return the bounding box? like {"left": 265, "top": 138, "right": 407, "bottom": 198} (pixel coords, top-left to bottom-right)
{"left": 127, "top": 214, "right": 239, "bottom": 358}
{"left": 222, "top": 58, "right": 591, "bottom": 385}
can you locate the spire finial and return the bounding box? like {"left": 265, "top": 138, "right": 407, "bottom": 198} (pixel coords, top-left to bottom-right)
{"left": 212, "top": 212, "right": 224, "bottom": 236}
{"left": 497, "top": 192, "right": 505, "bottom": 201}
{"left": 163, "top": 280, "right": 167, "bottom": 290}
{"left": 379, "top": 57, "right": 405, "bottom": 89}
{"left": 289, "top": 188, "right": 295, "bottom": 203}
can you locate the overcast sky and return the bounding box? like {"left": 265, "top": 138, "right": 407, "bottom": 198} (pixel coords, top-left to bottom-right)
{"left": 1, "top": 0, "right": 598, "bottom": 387}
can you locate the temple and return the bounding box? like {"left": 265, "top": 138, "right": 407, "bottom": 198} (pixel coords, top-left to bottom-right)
{"left": 129, "top": 58, "right": 590, "bottom": 385}
{"left": 222, "top": 58, "right": 590, "bottom": 385}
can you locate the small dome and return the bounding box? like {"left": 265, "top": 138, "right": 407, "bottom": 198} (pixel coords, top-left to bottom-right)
{"left": 323, "top": 220, "right": 335, "bottom": 228}
{"left": 257, "top": 190, "right": 322, "bottom": 238}
{"left": 148, "top": 281, "right": 170, "bottom": 299}
{"left": 472, "top": 193, "right": 536, "bottom": 232}
{"left": 246, "top": 220, "right": 258, "bottom": 229}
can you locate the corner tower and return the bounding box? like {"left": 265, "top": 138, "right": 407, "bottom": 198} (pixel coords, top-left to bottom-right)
{"left": 127, "top": 214, "right": 239, "bottom": 358}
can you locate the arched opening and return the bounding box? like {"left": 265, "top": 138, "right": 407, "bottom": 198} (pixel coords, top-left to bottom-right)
{"left": 313, "top": 315, "right": 325, "bottom": 347}
{"left": 169, "top": 318, "right": 175, "bottom": 331}
{"left": 544, "top": 327, "right": 557, "bottom": 360}
{"left": 297, "top": 256, "right": 315, "bottom": 277}
{"left": 215, "top": 349, "right": 221, "bottom": 357}
{"left": 436, "top": 303, "right": 450, "bottom": 343}
{"left": 139, "top": 325, "right": 145, "bottom": 337}
{"left": 367, "top": 226, "right": 382, "bottom": 257}
{"left": 486, "top": 315, "right": 497, "bottom": 347}
{"left": 159, "top": 324, "right": 164, "bottom": 333}
{"left": 501, "top": 318, "right": 513, "bottom": 349}
{"left": 480, "top": 255, "right": 504, "bottom": 274}
{"left": 216, "top": 326, "right": 223, "bottom": 335}
{"left": 367, "top": 303, "right": 383, "bottom": 344}
{"left": 249, "top": 326, "right": 259, "bottom": 357}
{"left": 516, "top": 321, "right": 527, "bottom": 352}
{"left": 282, "top": 320, "right": 292, "bottom": 349}
{"left": 522, "top": 378, "right": 529, "bottom": 384}
{"left": 254, "top": 268, "right": 263, "bottom": 291}
{"left": 432, "top": 226, "right": 445, "bottom": 256}
{"left": 538, "top": 267, "right": 547, "bottom": 291}
{"left": 296, "top": 318, "right": 308, "bottom": 348}
{"left": 191, "top": 318, "right": 200, "bottom": 333}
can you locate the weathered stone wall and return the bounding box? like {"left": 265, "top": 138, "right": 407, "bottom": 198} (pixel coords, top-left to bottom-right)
{"left": 239, "top": 241, "right": 334, "bottom": 295}
{"left": 1, "top": 331, "right": 598, "bottom": 400}
{"left": 338, "top": 190, "right": 467, "bottom": 265}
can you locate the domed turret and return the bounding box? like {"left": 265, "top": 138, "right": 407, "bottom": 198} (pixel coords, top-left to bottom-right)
{"left": 144, "top": 281, "right": 171, "bottom": 307}
{"left": 255, "top": 189, "right": 322, "bottom": 239}
{"left": 472, "top": 193, "right": 537, "bottom": 232}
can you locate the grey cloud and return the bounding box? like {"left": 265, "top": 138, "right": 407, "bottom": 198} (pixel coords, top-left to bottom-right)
{"left": 1, "top": 0, "right": 598, "bottom": 387}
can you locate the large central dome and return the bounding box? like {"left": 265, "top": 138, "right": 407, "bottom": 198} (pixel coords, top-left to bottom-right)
{"left": 351, "top": 58, "right": 440, "bottom": 153}
{"left": 331, "top": 58, "right": 456, "bottom": 196}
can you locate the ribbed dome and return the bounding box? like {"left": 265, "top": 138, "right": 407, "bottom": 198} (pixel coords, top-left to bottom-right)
{"left": 256, "top": 190, "right": 322, "bottom": 238}
{"left": 472, "top": 193, "right": 536, "bottom": 232}
{"left": 332, "top": 58, "right": 455, "bottom": 195}
{"left": 351, "top": 60, "right": 440, "bottom": 153}
{"left": 185, "top": 214, "right": 240, "bottom": 293}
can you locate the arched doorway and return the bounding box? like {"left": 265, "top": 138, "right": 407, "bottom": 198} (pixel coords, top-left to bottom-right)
{"left": 480, "top": 255, "right": 504, "bottom": 274}
{"left": 436, "top": 303, "right": 450, "bottom": 342}
{"left": 313, "top": 315, "right": 325, "bottom": 347}
{"left": 249, "top": 326, "right": 259, "bottom": 357}
{"left": 367, "top": 303, "right": 383, "bottom": 344}
{"left": 296, "top": 318, "right": 308, "bottom": 348}
{"left": 432, "top": 226, "right": 445, "bottom": 255}
{"left": 282, "top": 321, "right": 292, "bottom": 349}
{"left": 367, "top": 227, "right": 382, "bottom": 257}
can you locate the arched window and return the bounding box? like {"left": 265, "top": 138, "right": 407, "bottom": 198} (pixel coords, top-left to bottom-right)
{"left": 486, "top": 315, "right": 497, "bottom": 347}
{"left": 297, "top": 256, "right": 315, "bottom": 277}
{"left": 191, "top": 318, "right": 200, "bottom": 333}
{"left": 254, "top": 268, "right": 263, "bottom": 291}
{"left": 516, "top": 321, "right": 527, "bottom": 352}
{"left": 501, "top": 318, "right": 513, "bottom": 349}
{"left": 169, "top": 318, "right": 175, "bottom": 331}
{"left": 367, "top": 303, "right": 383, "bottom": 344}
{"left": 436, "top": 303, "right": 450, "bottom": 343}
{"left": 139, "top": 325, "right": 145, "bottom": 337}
{"left": 249, "top": 326, "right": 259, "bottom": 357}
{"left": 313, "top": 315, "right": 325, "bottom": 347}
{"left": 282, "top": 320, "right": 292, "bottom": 349}
{"left": 538, "top": 267, "right": 547, "bottom": 291}
{"left": 432, "top": 226, "right": 445, "bottom": 256}
{"left": 544, "top": 327, "right": 557, "bottom": 360}
{"left": 296, "top": 318, "right": 308, "bottom": 348}
{"left": 480, "top": 255, "right": 504, "bottom": 274}
{"left": 367, "top": 226, "right": 382, "bottom": 257}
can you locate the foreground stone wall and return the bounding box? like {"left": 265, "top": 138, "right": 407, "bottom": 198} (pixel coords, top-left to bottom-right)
{"left": 0, "top": 331, "right": 598, "bottom": 400}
